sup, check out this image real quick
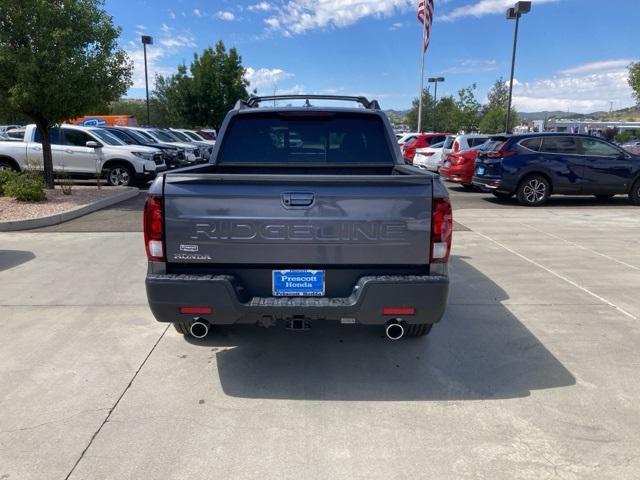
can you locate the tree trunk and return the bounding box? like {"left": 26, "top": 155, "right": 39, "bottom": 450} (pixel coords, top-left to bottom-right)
{"left": 35, "top": 121, "right": 55, "bottom": 189}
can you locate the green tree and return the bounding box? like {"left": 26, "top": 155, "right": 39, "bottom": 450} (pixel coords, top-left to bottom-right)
{"left": 455, "top": 84, "right": 481, "bottom": 132}
{"left": 433, "top": 96, "right": 459, "bottom": 133}
{"left": 479, "top": 78, "right": 517, "bottom": 133}
{"left": 0, "top": 0, "right": 132, "bottom": 188}
{"left": 154, "top": 41, "right": 249, "bottom": 129}
{"left": 406, "top": 88, "right": 434, "bottom": 132}
{"left": 629, "top": 62, "right": 640, "bottom": 104}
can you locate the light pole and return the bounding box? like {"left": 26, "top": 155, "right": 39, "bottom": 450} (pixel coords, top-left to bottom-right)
{"left": 141, "top": 35, "right": 154, "bottom": 126}
{"left": 428, "top": 77, "right": 445, "bottom": 132}
{"left": 505, "top": 1, "right": 531, "bottom": 133}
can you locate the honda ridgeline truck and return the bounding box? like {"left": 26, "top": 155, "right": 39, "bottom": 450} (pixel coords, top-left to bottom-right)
{"left": 144, "top": 95, "right": 452, "bottom": 340}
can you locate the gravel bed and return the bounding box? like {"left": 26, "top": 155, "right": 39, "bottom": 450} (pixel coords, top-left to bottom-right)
{"left": 0, "top": 186, "right": 129, "bottom": 221}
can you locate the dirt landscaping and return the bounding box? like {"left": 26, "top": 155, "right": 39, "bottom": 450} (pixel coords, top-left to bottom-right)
{"left": 0, "top": 186, "right": 130, "bottom": 221}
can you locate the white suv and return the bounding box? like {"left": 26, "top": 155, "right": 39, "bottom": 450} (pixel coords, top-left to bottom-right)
{"left": 0, "top": 124, "right": 166, "bottom": 186}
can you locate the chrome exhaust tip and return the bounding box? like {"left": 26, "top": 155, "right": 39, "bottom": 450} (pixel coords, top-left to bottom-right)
{"left": 189, "top": 320, "right": 209, "bottom": 339}
{"left": 385, "top": 320, "right": 405, "bottom": 341}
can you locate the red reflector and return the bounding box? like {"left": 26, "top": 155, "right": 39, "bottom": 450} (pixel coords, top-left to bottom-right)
{"left": 180, "top": 306, "right": 212, "bottom": 315}
{"left": 383, "top": 307, "right": 415, "bottom": 316}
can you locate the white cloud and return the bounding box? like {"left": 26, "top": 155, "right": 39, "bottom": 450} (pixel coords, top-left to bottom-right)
{"left": 158, "top": 34, "right": 196, "bottom": 49}
{"left": 389, "top": 22, "right": 403, "bottom": 30}
{"left": 248, "top": 2, "right": 273, "bottom": 12}
{"left": 125, "top": 29, "right": 197, "bottom": 90}
{"left": 193, "top": 9, "right": 203, "bottom": 17}
{"left": 264, "top": 0, "right": 413, "bottom": 34}
{"left": 169, "top": 10, "right": 176, "bottom": 19}
{"left": 136, "top": 24, "right": 147, "bottom": 30}
{"left": 512, "top": 59, "right": 637, "bottom": 113}
{"left": 217, "top": 11, "right": 236, "bottom": 21}
{"left": 442, "top": 0, "right": 560, "bottom": 21}
{"left": 442, "top": 59, "right": 498, "bottom": 74}
{"left": 560, "top": 59, "right": 634, "bottom": 76}
{"left": 245, "top": 67, "right": 294, "bottom": 90}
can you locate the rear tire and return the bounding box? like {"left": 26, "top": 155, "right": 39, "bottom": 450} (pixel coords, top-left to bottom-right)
{"left": 404, "top": 323, "right": 433, "bottom": 337}
{"left": 595, "top": 194, "right": 615, "bottom": 200}
{"left": 630, "top": 180, "right": 640, "bottom": 206}
{"left": 517, "top": 174, "right": 550, "bottom": 207}
{"left": 492, "top": 191, "right": 513, "bottom": 200}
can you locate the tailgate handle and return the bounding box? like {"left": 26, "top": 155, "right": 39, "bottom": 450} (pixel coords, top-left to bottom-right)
{"left": 282, "top": 192, "right": 315, "bottom": 207}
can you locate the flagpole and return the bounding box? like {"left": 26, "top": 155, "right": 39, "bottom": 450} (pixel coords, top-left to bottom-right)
{"left": 417, "top": 8, "right": 427, "bottom": 133}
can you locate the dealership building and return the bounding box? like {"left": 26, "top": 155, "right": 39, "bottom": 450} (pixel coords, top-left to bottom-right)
{"left": 546, "top": 119, "right": 640, "bottom": 135}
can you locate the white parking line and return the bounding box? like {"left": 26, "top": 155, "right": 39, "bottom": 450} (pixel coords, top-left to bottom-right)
{"left": 466, "top": 228, "right": 638, "bottom": 321}
{"left": 520, "top": 222, "right": 640, "bottom": 272}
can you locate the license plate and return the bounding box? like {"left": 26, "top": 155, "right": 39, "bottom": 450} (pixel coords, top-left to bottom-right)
{"left": 273, "top": 270, "right": 325, "bottom": 297}
{"left": 476, "top": 166, "right": 486, "bottom": 175}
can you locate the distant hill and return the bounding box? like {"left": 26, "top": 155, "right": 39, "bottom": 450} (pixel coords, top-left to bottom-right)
{"left": 519, "top": 105, "right": 640, "bottom": 122}
{"left": 385, "top": 109, "right": 410, "bottom": 124}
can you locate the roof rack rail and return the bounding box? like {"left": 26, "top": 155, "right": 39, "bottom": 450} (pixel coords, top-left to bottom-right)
{"left": 234, "top": 94, "right": 381, "bottom": 111}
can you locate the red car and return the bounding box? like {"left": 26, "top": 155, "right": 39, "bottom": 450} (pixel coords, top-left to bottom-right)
{"left": 402, "top": 133, "right": 449, "bottom": 163}
{"left": 440, "top": 148, "right": 481, "bottom": 188}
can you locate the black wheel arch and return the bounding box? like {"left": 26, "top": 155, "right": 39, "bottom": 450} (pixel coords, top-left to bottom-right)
{"left": 101, "top": 159, "right": 136, "bottom": 176}
{"left": 0, "top": 155, "right": 21, "bottom": 171}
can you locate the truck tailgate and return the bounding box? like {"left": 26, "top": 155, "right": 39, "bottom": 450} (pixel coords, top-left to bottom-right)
{"left": 163, "top": 174, "right": 432, "bottom": 266}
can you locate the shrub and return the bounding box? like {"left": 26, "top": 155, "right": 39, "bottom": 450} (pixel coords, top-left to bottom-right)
{"left": 0, "top": 169, "right": 20, "bottom": 196}
{"left": 4, "top": 172, "right": 46, "bottom": 202}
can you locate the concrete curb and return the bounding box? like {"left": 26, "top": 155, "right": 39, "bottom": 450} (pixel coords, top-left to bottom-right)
{"left": 0, "top": 187, "right": 140, "bottom": 232}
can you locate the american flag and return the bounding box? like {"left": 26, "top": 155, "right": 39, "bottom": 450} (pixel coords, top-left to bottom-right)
{"left": 417, "top": 0, "right": 435, "bottom": 52}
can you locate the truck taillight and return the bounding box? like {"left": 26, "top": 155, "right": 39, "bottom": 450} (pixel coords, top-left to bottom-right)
{"left": 430, "top": 197, "right": 452, "bottom": 263}
{"left": 144, "top": 196, "right": 165, "bottom": 261}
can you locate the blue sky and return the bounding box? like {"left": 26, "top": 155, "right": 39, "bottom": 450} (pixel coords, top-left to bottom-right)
{"left": 106, "top": 0, "right": 639, "bottom": 113}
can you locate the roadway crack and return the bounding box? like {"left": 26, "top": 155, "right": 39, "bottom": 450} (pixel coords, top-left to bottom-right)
{"left": 63, "top": 324, "right": 170, "bottom": 480}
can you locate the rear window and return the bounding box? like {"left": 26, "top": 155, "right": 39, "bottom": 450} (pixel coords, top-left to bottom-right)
{"left": 468, "top": 137, "right": 489, "bottom": 147}
{"left": 520, "top": 137, "right": 542, "bottom": 151}
{"left": 443, "top": 136, "right": 455, "bottom": 149}
{"left": 217, "top": 113, "right": 394, "bottom": 164}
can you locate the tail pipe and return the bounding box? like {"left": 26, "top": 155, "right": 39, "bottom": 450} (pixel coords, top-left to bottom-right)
{"left": 385, "top": 320, "right": 405, "bottom": 341}
{"left": 189, "top": 320, "right": 209, "bottom": 339}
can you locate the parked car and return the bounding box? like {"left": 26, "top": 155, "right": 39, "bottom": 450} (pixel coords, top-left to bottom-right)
{"left": 397, "top": 132, "right": 419, "bottom": 145}
{"left": 101, "top": 126, "right": 191, "bottom": 169}
{"left": 413, "top": 141, "right": 445, "bottom": 172}
{"left": 439, "top": 141, "right": 495, "bottom": 188}
{"left": 442, "top": 134, "right": 489, "bottom": 159}
{"left": 4, "top": 128, "right": 26, "bottom": 141}
{"left": 172, "top": 128, "right": 215, "bottom": 145}
{"left": 125, "top": 127, "right": 205, "bottom": 163}
{"left": 473, "top": 133, "right": 640, "bottom": 206}
{"left": 622, "top": 141, "right": 640, "bottom": 155}
{"left": 0, "top": 125, "right": 22, "bottom": 134}
{"left": 0, "top": 124, "right": 166, "bottom": 186}
{"left": 402, "top": 133, "right": 450, "bottom": 163}
{"left": 197, "top": 129, "right": 217, "bottom": 141}
{"left": 168, "top": 128, "right": 214, "bottom": 160}
{"left": 144, "top": 94, "right": 452, "bottom": 340}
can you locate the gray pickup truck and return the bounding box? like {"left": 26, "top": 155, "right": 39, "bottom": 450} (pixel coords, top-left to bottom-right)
{"left": 144, "top": 95, "right": 452, "bottom": 340}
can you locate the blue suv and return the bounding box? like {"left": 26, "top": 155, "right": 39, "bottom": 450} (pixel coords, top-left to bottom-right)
{"left": 472, "top": 133, "right": 640, "bottom": 206}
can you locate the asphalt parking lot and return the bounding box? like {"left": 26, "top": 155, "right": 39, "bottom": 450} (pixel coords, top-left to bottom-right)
{"left": 2, "top": 185, "right": 640, "bottom": 479}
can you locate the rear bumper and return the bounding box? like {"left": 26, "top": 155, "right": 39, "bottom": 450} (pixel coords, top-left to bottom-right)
{"left": 472, "top": 176, "right": 506, "bottom": 191}
{"left": 146, "top": 273, "right": 449, "bottom": 326}
{"left": 441, "top": 165, "right": 473, "bottom": 185}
